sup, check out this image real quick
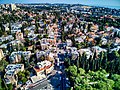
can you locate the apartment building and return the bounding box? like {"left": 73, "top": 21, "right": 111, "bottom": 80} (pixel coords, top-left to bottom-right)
{"left": 4, "top": 64, "right": 24, "bottom": 85}
{"left": 33, "top": 60, "right": 54, "bottom": 76}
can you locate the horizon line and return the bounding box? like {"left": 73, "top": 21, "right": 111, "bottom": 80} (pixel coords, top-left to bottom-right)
{"left": 0, "top": 3, "right": 120, "bottom": 7}
{"left": 0, "top": 3, "right": 120, "bottom": 9}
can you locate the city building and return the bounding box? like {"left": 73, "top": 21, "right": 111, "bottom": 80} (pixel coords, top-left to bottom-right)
{"left": 33, "top": 60, "right": 54, "bottom": 76}
{"left": 16, "top": 32, "right": 24, "bottom": 41}
{"left": 0, "top": 49, "right": 4, "bottom": 61}
{"left": 78, "top": 48, "right": 93, "bottom": 59}
{"left": 4, "top": 64, "right": 24, "bottom": 85}
{"left": 9, "top": 51, "right": 31, "bottom": 63}
{"left": 9, "top": 4, "right": 16, "bottom": 11}
{"left": 11, "top": 23, "right": 22, "bottom": 34}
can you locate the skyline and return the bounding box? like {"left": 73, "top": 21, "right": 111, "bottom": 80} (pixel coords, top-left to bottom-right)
{"left": 0, "top": 0, "right": 120, "bottom": 7}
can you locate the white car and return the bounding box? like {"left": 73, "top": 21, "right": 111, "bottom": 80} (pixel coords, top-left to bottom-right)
{"left": 57, "top": 63, "right": 59, "bottom": 66}
{"left": 57, "top": 71, "right": 62, "bottom": 74}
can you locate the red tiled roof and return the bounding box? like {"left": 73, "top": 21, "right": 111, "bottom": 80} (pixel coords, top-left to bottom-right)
{"left": 34, "top": 64, "right": 53, "bottom": 72}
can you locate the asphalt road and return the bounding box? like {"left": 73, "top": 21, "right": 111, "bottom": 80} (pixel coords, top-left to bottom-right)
{"left": 60, "top": 63, "right": 66, "bottom": 90}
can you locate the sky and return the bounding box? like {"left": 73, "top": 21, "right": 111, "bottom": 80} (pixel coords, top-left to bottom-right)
{"left": 0, "top": 0, "right": 120, "bottom": 6}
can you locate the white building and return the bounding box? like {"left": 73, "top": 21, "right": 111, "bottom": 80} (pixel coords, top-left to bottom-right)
{"left": 11, "top": 23, "right": 22, "bottom": 34}
{"left": 75, "top": 37, "right": 84, "bottom": 43}
{"left": 9, "top": 51, "right": 31, "bottom": 63}
{"left": 101, "top": 38, "right": 108, "bottom": 45}
{"left": 22, "top": 51, "right": 31, "bottom": 61}
{"left": 92, "top": 46, "right": 107, "bottom": 54}
{"left": 8, "top": 40, "right": 21, "bottom": 46}
{"left": 24, "top": 25, "right": 35, "bottom": 31}
{"left": 78, "top": 48, "right": 93, "bottom": 59}
{"left": 36, "top": 51, "right": 46, "bottom": 60}
{"left": 0, "top": 44, "right": 7, "bottom": 49}
{"left": 3, "top": 23, "right": 9, "bottom": 31}
{"left": 0, "top": 35, "right": 14, "bottom": 42}
{"left": 66, "top": 39, "right": 72, "bottom": 46}
{"left": 110, "top": 46, "right": 120, "bottom": 53}
{"left": 10, "top": 4, "right": 16, "bottom": 11}
{"left": 4, "top": 64, "right": 24, "bottom": 85}
{"left": 0, "top": 49, "right": 4, "bottom": 61}
{"left": 33, "top": 60, "right": 54, "bottom": 76}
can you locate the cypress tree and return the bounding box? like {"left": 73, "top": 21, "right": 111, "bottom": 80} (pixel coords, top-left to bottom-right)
{"left": 89, "top": 55, "right": 93, "bottom": 71}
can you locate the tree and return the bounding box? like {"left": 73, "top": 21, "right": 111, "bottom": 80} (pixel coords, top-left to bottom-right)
{"left": 7, "top": 44, "right": 14, "bottom": 53}
{"left": 7, "top": 83, "right": 13, "bottom": 90}
{"left": 68, "top": 65, "right": 77, "bottom": 76}
{"left": 111, "top": 74, "right": 120, "bottom": 90}
{"left": 76, "top": 43, "right": 81, "bottom": 49}
{"left": 83, "top": 23, "right": 86, "bottom": 30}
{"left": 37, "top": 35, "right": 42, "bottom": 40}
{"left": 21, "top": 77, "right": 27, "bottom": 83}
{"left": 94, "top": 81, "right": 107, "bottom": 90}
{"left": 17, "top": 70, "right": 30, "bottom": 84}
{"left": 40, "top": 55, "right": 45, "bottom": 61}
{"left": 114, "top": 80, "right": 120, "bottom": 90}
{"left": 76, "top": 58, "right": 80, "bottom": 69}
{"left": 24, "top": 30, "right": 29, "bottom": 36}
{"left": 99, "top": 25, "right": 104, "bottom": 31}
{"left": 21, "top": 25, "right": 24, "bottom": 34}
{"left": 0, "top": 77, "right": 2, "bottom": 89}
{"left": 0, "top": 29, "right": 3, "bottom": 37}
{"left": 71, "top": 35, "right": 76, "bottom": 47}
{"left": 78, "top": 68, "right": 85, "bottom": 75}
{"left": 106, "top": 79, "right": 114, "bottom": 90}
{"left": 42, "top": 12, "right": 47, "bottom": 20}
{"left": 107, "top": 51, "right": 120, "bottom": 74}
{"left": 18, "top": 71, "right": 25, "bottom": 80}
{"left": 24, "top": 38, "right": 30, "bottom": 46}
{"left": 61, "top": 20, "right": 67, "bottom": 42}
{"left": 21, "top": 47, "right": 26, "bottom": 51}
{"left": 52, "top": 18, "right": 56, "bottom": 23}
{"left": 64, "top": 58, "right": 71, "bottom": 67}
{"left": 94, "top": 37, "right": 101, "bottom": 45}
{"left": 25, "top": 70, "right": 30, "bottom": 78}
{"left": 87, "top": 23, "right": 92, "bottom": 32}
{"left": 102, "top": 52, "right": 108, "bottom": 70}
{"left": 99, "top": 51, "right": 104, "bottom": 68}
{"left": 43, "top": 34, "right": 48, "bottom": 38}
{"left": 78, "top": 54, "right": 82, "bottom": 68}
{"left": 35, "top": 21, "right": 39, "bottom": 33}
{"left": 65, "top": 63, "right": 120, "bottom": 90}
{"left": 65, "top": 65, "right": 78, "bottom": 87}
{"left": 0, "top": 59, "right": 8, "bottom": 72}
